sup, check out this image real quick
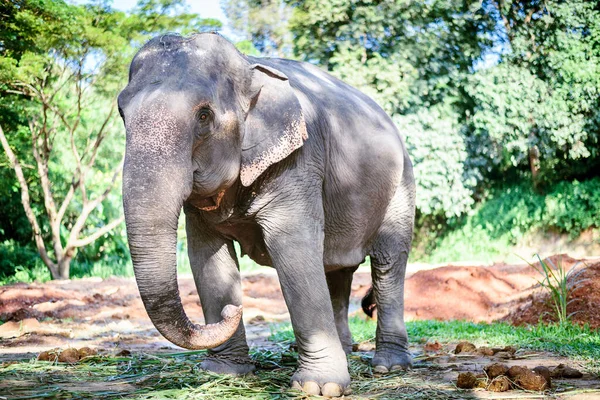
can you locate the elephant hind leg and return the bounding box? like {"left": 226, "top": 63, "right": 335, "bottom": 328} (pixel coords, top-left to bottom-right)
{"left": 368, "top": 170, "right": 415, "bottom": 372}
{"left": 326, "top": 267, "right": 358, "bottom": 354}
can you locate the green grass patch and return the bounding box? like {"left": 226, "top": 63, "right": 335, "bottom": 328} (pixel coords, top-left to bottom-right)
{"left": 273, "top": 317, "right": 600, "bottom": 370}
{"left": 406, "top": 320, "right": 600, "bottom": 364}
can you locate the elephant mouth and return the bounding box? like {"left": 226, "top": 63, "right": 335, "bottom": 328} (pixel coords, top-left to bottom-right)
{"left": 189, "top": 189, "right": 226, "bottom": 211}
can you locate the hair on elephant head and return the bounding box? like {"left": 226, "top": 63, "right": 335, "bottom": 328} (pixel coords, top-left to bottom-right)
{"left": 118, "top": 32, "right": 307, "bottom": 349}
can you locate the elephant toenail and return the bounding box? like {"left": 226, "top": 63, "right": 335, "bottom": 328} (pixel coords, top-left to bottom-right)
{"left": 321, "top": 382, "right": 343, "bottom": 397}
{"left": 302, "top": 381, "right": 321, "bottom": 395}
{"left": 374, "top": 365, "right": 389, "bottom": 373}
{"left": 291, "top": 381, "right": 303, "bottom": 391}
{"left": 391, "top": 365, "right": 406, "bottom": 371}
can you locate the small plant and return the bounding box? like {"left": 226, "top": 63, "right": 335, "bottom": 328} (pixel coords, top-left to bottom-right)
{"left": 528, "top": 254, "right": 588, "bottom": 326}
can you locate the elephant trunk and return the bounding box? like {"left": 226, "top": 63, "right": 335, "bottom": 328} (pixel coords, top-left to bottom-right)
{"left": 122, "top": 154, "right": 241, "bottom": 350}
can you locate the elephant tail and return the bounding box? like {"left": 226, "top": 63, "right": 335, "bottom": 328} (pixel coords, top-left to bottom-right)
{"left": 361, "top": 287, "right": 377, "bottom": 318}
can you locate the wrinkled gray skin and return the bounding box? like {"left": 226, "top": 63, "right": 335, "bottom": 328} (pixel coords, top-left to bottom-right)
{"left": 119, "top": 32, "right": 415, "bottom": 397}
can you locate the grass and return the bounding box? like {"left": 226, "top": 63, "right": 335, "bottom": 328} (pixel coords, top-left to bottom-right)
{"left": 0, "top": 350, "right": 456, "bottom": 400}
{"left": 273, "top": 317, "right": 600, "bottom": 371}
{"left": 3, "top": 318, "right": 598, "bottom": 399}
{"left": 528, "top": 255, "right": 589, "bottom": 326}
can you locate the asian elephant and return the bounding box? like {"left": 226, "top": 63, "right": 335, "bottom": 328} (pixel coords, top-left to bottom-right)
{"left": 119, "top": 32, "right": 415, "bottom": 397}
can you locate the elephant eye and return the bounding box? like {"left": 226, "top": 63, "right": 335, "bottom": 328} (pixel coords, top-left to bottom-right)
{"left": 196, "top": 108, "right": 212, "bottom": 123}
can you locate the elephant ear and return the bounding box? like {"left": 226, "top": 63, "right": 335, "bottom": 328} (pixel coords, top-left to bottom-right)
{"left": 240, "top": 63, "right": 308, "bottom": 186}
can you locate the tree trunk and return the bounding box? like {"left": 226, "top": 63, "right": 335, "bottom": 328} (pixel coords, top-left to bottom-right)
{"left": 529, "top": 145, "right": 540, "bottom": 177}
{"left": 58, "top": 257, "right": 72, "bottom": 280}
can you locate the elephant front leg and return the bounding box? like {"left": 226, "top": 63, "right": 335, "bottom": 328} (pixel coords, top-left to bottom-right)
{"left": 262, "top": 216, "right": 350, "bottom": 397}
{"left": 186, "top": 212, "right": 254, "bottom": 375}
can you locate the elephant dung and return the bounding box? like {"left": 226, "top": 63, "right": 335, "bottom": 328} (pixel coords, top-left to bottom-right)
{"left": 455, "top": 341, "right": 477, "bottom": 354}
{"left": 484, "top": 363, "right": 509, "bottom": 379}
{"left": 513, "top": 369, "right": 550, "bottom": 391}
{"left": 456, "top": 372, "right": 487, "bottom": 389}
{"left": 487, "top": 376, "right": 512, "bottom": 392}
{"left": 551, "top": 364, "right": 583, "bottom": 379}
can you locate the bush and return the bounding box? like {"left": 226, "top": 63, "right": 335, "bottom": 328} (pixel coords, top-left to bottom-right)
{"left": 416, "top": 178, "right": 600, "bottom": 263}
{"left": 544, "top": 179, "right": 600, "bottom": 237}
{"left": 0, "top": 240, "right": 39, "bottom": 279}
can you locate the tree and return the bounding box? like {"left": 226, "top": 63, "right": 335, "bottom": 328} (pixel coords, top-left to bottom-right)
{"left": 282, "top": 0, "right": 495, "bottom": 219}
{"left": 466, "top": 0, "right": 600, "bottom": 185}
{"left": 0, "top": 0, "right": 221, "bottom": 279}
{"left": 223, "top": 0, "right": 294, "bottom": 57}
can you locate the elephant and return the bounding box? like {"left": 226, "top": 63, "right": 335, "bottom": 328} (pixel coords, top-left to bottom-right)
{"left": 118, "top": 32, "right": 415, "bottom": 397}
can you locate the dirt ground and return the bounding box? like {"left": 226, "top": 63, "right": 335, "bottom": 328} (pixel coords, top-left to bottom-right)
{"left": 1, "top": 254, "right": 600, "bottom": 398}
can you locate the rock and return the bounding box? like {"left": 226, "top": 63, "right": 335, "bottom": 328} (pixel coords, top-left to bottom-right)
{"left": 456, "top": 372, "right": 478, "bottom": 389}
{"left": 455, "top": 341, "right": 477, "bottom": 354}
{"left": 514, "top": 369, "right": 549, "bottom": 391}
{"left": 532, "top": 366, "right": 552, "bottom": 387}
{"left": 477, "top": 346, "right": 494, "bottom": 356}
{"left": 77, "top": 347, "right": 97, "bottom": 358}
{"left": 508, "top": 365, "right": 529, "bottom": 379}
{"left": 487, "top": 376, "right": 512, "bottom": 392}
{"left": 484, "top": 363, "right": 509, "bottom": 379}
{"left": 58, "top": 348, "right": 80, "bottom": 364}
{"left": 552, "top": 364, "right": 583, "bottom": 379}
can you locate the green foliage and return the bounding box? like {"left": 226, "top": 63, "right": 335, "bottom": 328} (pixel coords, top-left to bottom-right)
{"left": 419, "top": 178, "right": 600, "bottom": 263}
{"left": 465, "top": 63, "right": 597, "bottom": 181}
{"left": 464, "top": 0, "right": 600, "bottom": 183}
{"left": 2, "top": 0, "right": 600, "bottom": 280}
{"left": 528, "top": 255, "right": 588, "bottom": 326}
{"left": 0, "top": 240, "right": 44, "bottom": 280}
{"left": 544, "top": 179, "right": 600, "bottom": 236}
{"left": 223, "top": 0, "right": 294, "bottom": 57}
{"left": 398, "top": 105, "right": 476, "bottom": 218}
{"left": 289, "top": 0, "right": 493, "bottom": 111}
{"left": 234, "top": 39, "right": 261, "bottom": 56}
{"left": 0, "top": 0, "right": 223, "bottom": 279}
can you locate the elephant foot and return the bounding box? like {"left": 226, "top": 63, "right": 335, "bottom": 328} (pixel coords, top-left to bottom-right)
{"left": 200, "top": 354, "right": 256, "bottom": 375}
{"left": 290, "top": 364, "right": 351, "bottom": 397}
{"left": 372, "top": 346, "right": 412, "bottom": 373}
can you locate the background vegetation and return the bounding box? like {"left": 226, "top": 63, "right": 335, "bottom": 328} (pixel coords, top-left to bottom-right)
{"left": 1, "top": 0, "right": 599, "bottom": 282}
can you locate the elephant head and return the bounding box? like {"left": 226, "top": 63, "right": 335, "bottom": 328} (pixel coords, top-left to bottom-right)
{"left": 118, "top": 33, "right": 307, "bottom": 349}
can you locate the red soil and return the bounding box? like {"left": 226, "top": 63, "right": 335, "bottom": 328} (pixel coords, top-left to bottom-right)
{"left": 1, "top": 254, "right": 598, "bottom": 353}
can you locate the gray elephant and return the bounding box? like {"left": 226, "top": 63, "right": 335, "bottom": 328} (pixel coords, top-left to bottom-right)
{"left": 119, "top": 32, "right": 415, "bottom": 397}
